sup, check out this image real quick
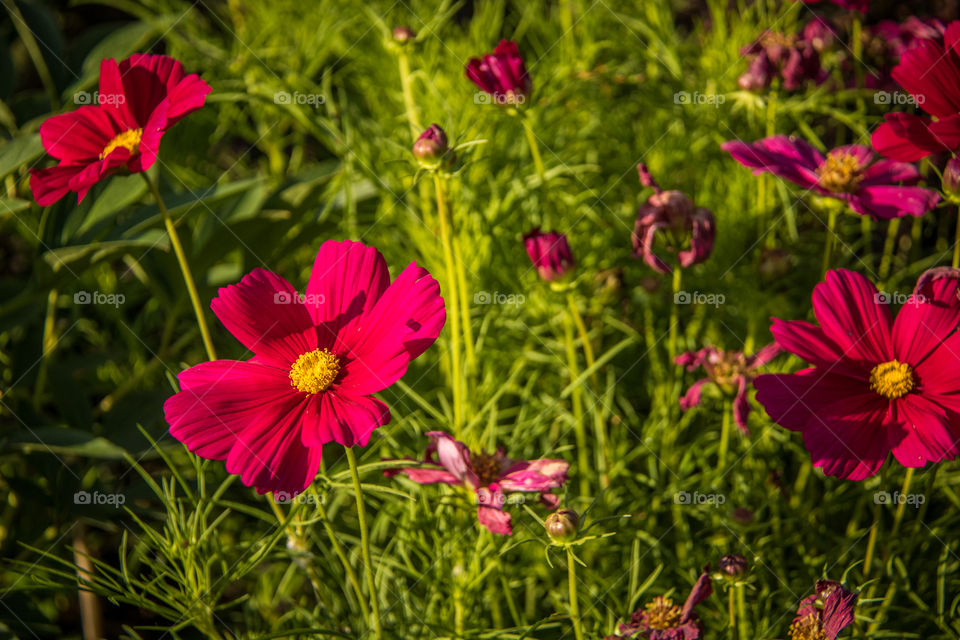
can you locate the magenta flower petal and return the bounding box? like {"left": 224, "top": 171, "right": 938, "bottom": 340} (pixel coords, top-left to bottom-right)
{"left": 770, "top": 319, "right": 848, "bottom": 370}
{"left": 811, "top": 269, "right": 893, "bottom": 363}
{"left": 849, "top": 185, "right": 941, "bottom": 220}
{"left": 859, "top": 159, "right": 921, "bottom": 186}
{"left": 893, "top": 277, "right": 960, "bottom": 365}
{"left": 733, "top": 376, "right": 751, "bottom": 432}
{"left": 871, "top": 118, "right": 937, "bottom": 162}
{"left": 210, "top": 268, "right": 318, "bottom": 367}
{"left": 890, "top": 395, "right": 957, "bottom": 466}
{"left": 395, "top": 468, "right": 460, "bottom": 485}
{"left": 306, "top": 392, "right": 391, "bottom": 448}
{"left": 892, "top": 40, "right": 960, "bottom": 119}
{"left": 754, "top": 369, "right": 854, "bottom": 431}
{"left": 431, "top": 431, "right": 474, "bottom": 485}
{"left": 802, "top": 393, "right": 890, "bottom": 480}
{"left": 498, "top": 458, "right": 569, "bottom": 492}
{"left": 476, "top": 486, "right": 512, "bottom": 535}
{"left": 679, "top": 377, "right": 710, "bottom": 411}
{"left": 721, "top": 136, "right": 822, "bottom": 189}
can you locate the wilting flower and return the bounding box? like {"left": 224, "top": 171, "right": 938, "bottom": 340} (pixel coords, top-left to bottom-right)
{"left": 738, "top": 29, "right": 825, "bottom": 91}
{"left": 30, "top": 54, "right": 211, "bottom": 206}
{"left": 387, "top": 431, "right": 568, "bottom": 535}
{"left": 722, "top": 136, "right": 940, "bottom": 220}
{"left": 754, "top": 268, "right": 960, "bottom": 480}
{"left": 786, "top": 581, "right": 858, "bottom": 640}
{"left": 872, "top": 21, "right": 960, "bottom": 161}
{"left": 632, "top": 164, "right": 715, "bottom": 274}
{"left": 466, "top": 40, "right": 532, "bottom": 106}
{"left": 618, "top": 570, "right": 712, "bottom": 639}
{"left": 164, "top": 240, "right": 445, "bottom": 495}
{"left": 676, "top": 343, "right": 781, "bottom": 433}
{"left": 524, "top": 228, "right": 575, "bottom": 281}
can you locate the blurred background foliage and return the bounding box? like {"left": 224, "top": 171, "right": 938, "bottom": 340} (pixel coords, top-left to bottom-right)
{"left": 1, "top": 0, "right": 960, "bottom": 638}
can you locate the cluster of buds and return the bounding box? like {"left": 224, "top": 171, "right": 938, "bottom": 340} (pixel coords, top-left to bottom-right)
{"left": 632, "top": 164, "right": 715, "bottom": 274}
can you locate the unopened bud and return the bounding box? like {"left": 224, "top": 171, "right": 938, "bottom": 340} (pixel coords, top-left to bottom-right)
{"left": 413, "top": 124, "right": 454, "bottom": 169}
{"left": 545, "top": 508, "right": 580, "bottom": 542}
{"left": 718, "top": 553, "right": 748, "bottom": 578}
{"left": 944, "top": 157, "right": 960, "bottom": 201}
{"left": 393, "top": 26, "right": 416, "bottom": 44}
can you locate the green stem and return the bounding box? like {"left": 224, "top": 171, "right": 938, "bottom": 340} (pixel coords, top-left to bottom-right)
{"left": 2, "top": 0, "right": 59, "bottom": 110}
{"left": 566, "top": 294, "right": 597, "bottom": 381}
{"left": 728, "top": 586, "right": 736, "bottom": 638}
{"left": 397, "top": 50, "right": 421, "bottom": 138}
{"left": 863, "top": 499, "right": 880, "bottom": 578}
{"left": 33, "top": 288, "right": 58, "bottom": 410}
{"left": 736, "top": 584, "right": 748, "bottom": 640}
{"left": 454, "top": 235, "right": 477, "bottom": 372}
{"left": 566, "top": 548, "right": 585, "bottom": 640}
{"left": 669, "top": 267, "right": 682, "bottom": 361}
{"left": 861, "top": 216, "right": 873, "bottom": 272}
{"left": 821, "top": 207, "right": 838, "bottom": 276}
{"left": 520, "top": 114, "right": 547, "bottom": 187}
{"left": 318, "top": 501, "right": 370, "bottom": 621}
{"left": 142, "top": 173, "right": 217, "bottom": 361}
{"left": 345, "top": 447, "right": 382, "bottom": 639}
{"left": 719, "top": 398, "right": 731, "bottom": 470}
{"left": 434, "top": 173, "right": 464, "bottom": 434}
{"left": 890, "top": 467, "right": 915, "bottom": 537}
{"left": 564, "top": 313, "right": 589, "bottom": 498}
{"left": 567, "top": 293, "right": 608, "bottom": 486}
{"left": 879, "top": 217, "right": 901, "bottom": 283}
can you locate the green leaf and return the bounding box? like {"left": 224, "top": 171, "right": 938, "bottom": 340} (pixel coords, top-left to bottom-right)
{"left": 0, "top": 133, "right": 44, "bottom": 179}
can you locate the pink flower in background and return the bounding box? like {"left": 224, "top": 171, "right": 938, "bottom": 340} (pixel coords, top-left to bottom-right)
{"left": 788, "top": 581, "right": 858, "bottom": 640}
{"left": 164, "top": 240, "right": 446, "bottom": 495}
{"left": 738, "top": 30, "right": 825, "bottom": 91}
{"left": 722, "top": 136, "right": 940, "bottom": 220}
{"left": 618, "top": 570, "right": 712, "bottom": 639}
{"left": 30, "top": 54, "right": 211, "bottom": 206}
{"left": 386, "top": 431, "right": 568, "bottom": 535}
{"left": 523, "top": 228, "right": 575, "bottom": 281}
{"left": 632, "top": 164, "right": 715, "bottom": 274}
{"left": 872, "top": 22, "right": 960, "bottom": 162}
{"left": 754, "top": 268, "right": 960, "bottom": 480}
{"left": 861, "top": 18, "right": 944, "bottom": 90}
{"left": 676, "top": 343, "right": 781, "bottom": 433}
{"left": 466, "top": 40, "right": 532, "bottom": 105}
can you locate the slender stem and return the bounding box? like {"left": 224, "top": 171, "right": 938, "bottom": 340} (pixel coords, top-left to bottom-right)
{"left": 566, "top": 294, "right": 597, "bottom": 382}
{"left": 821, "top": 207, "right": 838, "bottom": 276}
{"left": 879, "top": 217, "right": 901, "bottom": 282}
{"left": 142, "top": 173, "right": 217, "bottom": 361}
{"left": 454, "top": 235, "right": 477, "bottom": 372}
{"left": 520, "top": 114, "right": 547, "bottom": 187}
{"left": 861, "top": 216, "right": 873, "bottom": 273}
{"left": 33, "top": 288, "right": 58, "bottom": 410}
{"left": 318, "top": 501, "right": 370, "bottom": 621}
{"left": 567, "top": 293, "right": 608, "bottom": 485}
{"left": 727, "top": 586, "right": 736, "bottom": 638}
{"left": 566, "top": 548, "right": 585, "bottom": 640}
{"left": 2, "top": 0, "right": 59, "bottom": 110}
{"left": 863, "top": 500, "right": 880, "bottom": 578}
{"left": 564, "top": 313, "right": 589, "bottom": 498}
{"left": 953, "top": 206, "right": 960, "bottom": 269}
{"left": 669, "top": 268, "right": 682, "bottom": 361}
{"left": 891, "top": 467, "right": 915, "bottom": 537}
{"left": 736, "top": 584, "right": 748, "bottom": 640}
{"left": 434, "top": 174, "right": 463, "bottom": 433}
{"left": 852, "top": 15, "right": 864, "bottom": 90}
{"left": 397, "top": 50, "right": 421, "bottom": 138}
{"left": 345, "top": 447, "right": 382, "bottom": 639}
{"left": 719, "top": 398, "right": 732, "bottom": 470}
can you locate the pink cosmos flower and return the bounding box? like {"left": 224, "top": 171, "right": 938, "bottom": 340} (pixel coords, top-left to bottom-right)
{"left": 676, "top": 343, "right": 781, "bottom": 433}
{"left": 785, "top": 581, "right": 857, "bottom": 640}
{"left": 618, "top": 570, "right": 712, "bottom": 639}
{"left": 466, "top": 40, "right": 532, "bottom": 105}
{"left": 871, "top": 22, "right": 960, "bottom": 161}
{"left": 861, "top": 18, "right": 945, "bottom": 90}
{"left": 754, "top": 268, "right": 960, "bottom": 480}
{"left": 164, "top": 240, "right": 446, "bottom": 495}
{"left": 721, "top": 136, "right": 940, "bottom": 220}
{"left": 738, "top": 30, "right": 825, "bottom": 92}
{"left": 386, "top": 431, "right": 568, "bottom": 535}
{"left": 30, "top": 54, "right": 211, "bottom": 206}
{"left": 523, "top": 228, "right": 575, "bottom": 281}
{"left": 632, "top": 164, "right": 715, "bottom": 274}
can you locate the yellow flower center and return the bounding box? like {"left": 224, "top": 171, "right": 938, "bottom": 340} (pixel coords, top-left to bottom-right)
{"left": 869, "top": 359, "right": 914, "bottom": 399}
{"left": 289, "top": 348, "right": 340, "bottom": 393}
{"left": 644, "top": 596, "right": 683, "bottom": 630}
{"left": 789, "top": 614, "right": 827, "bottom": 640}
{"left": 816, "top": 152, "right": 864, "bottom": 193}
{"left": 100, "top": 128, "right": 143, "bottom": 160}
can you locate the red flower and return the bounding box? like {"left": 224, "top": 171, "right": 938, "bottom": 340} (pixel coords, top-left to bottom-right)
{"left": 523, "top": 228, "right": 575, "bottom": 281}
{"left": 29, "top": 54, "right": 211, "bottom": 206}
{"left": 466, "top": 40, "right": 532, "bottom": 106}
{"left": 164, "top": 240, "right": 446, "bottom": 495}
{"left": 872, "top": 22, "right": 960, "bottom": 161}
{"left": 754, "top": 268, "right": 960, "bottom": 480}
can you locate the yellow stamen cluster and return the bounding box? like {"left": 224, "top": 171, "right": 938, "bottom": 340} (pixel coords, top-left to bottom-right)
{"left": 869, "top": 359, "right": 914, "bottom": 399}
{"left": 289, "top": 348, "right": 341, "bottom": 394}
{"left": 644, "top": 596, "right": 683, "bottom": 630}
{"left": 816, "top": 152, "right": 864, "bottom": 193}
{"left": 100, "top": 128, "right": 144, "bottom": 160}
{"left": 789, "top": 614, "right": 827, "bottom": 640}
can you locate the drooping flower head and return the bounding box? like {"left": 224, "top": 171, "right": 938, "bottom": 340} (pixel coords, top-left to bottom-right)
{"left": 738, "top": 29, "right": 825, "bottom": 92}
{"left": 466, "top": 40, "right": 532, "bottom": 106}
{"left": 386, "top": 431, "right": 568, "bottom": 535}
{"left": 722, "top": 136, "right": 940, "bottom": 220}
{"left": 754, "top": 268, "right": 960, "bottom": 480}
{"left": 523, "top": 228, "right": 575, "bottom": 282}
{"left": 30, "top": 54, "right": 211, "bottom": 206}
{"left": 618, "top": 570, "right": 712, "bottom": 639}
{"left": 164, "top": 240, "right": 446, "bottom": 495}
{"left": 789, "top": 581, "right": 858, "bottom": 640}
{"left": 676, "top": 343, "right": 781, "bottom": 433}
{"left": 632, "top": 164, "right": 715, "bottom": 274}
{"left": 872, "top": 21, "right": 960, "bottom": 161}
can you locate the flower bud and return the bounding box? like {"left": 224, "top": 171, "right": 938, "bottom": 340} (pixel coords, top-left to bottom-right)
{"left": 718, "top": 554, "right": 748, "bottom": 578}
{"left": 523, "top": 228, "right": 575, "bottom": 282}
{"left": 544, "top": 508, "right": 579, "bottom": 542}
{"left": 944, "top": 157, "right": 960, "bottom": 201}
{"left": 392, "top": 25, "right": 416, "bottom": 44}
{"left": 413, "top": 124, "right": 454, "bottom": 170}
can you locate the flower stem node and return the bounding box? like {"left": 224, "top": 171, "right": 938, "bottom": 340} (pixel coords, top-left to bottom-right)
{"left": 545, "top": 508, "right": 580, "bottom": 543}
